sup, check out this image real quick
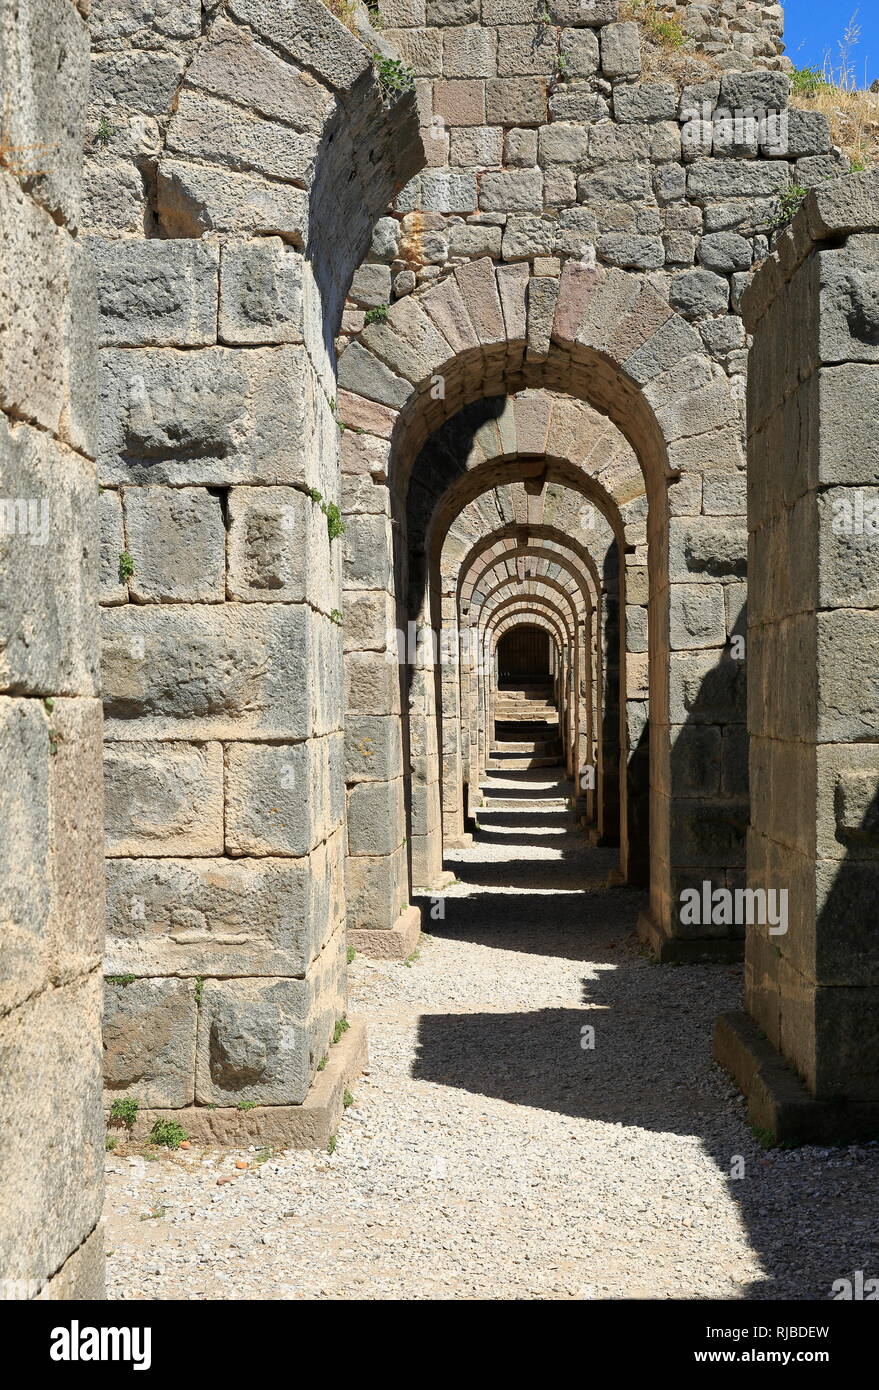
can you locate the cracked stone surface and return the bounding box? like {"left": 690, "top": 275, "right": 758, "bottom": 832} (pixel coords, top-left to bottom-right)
{"left": 103, "top": 771, "right": 879, "bottom": 1300}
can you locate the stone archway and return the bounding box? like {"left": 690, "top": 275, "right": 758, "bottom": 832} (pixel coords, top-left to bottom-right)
{"left": 456, "top": 533, "right": 601, "bottom": 836}
{"left": 455, "top": 521, "right": 607, "bottom": 829}
{"left": 339, "top": 264, "right": 745, "bottom": 957}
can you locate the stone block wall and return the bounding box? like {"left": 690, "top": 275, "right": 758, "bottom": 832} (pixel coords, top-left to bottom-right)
{"left": 86, "top": 0, "right": 422, "bottom": 1117}
{"left": 721, "top": 172, "right": 879, "bottom": 1136}
{"left": 0, "top": 0, "right": 105, "bottom": 1298}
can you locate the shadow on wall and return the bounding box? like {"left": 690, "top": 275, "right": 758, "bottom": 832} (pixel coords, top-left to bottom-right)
{"left": 306, "top": 72, "right": 421, "bottom": 368}
{"left": 633, "top": 538, "right": 748, "bottom": 946}
{"left": 404, "top": 397, "right": 510, "bottom": 628}
{"left": 399, "top": 399, "right": 511, "bottom": 873}
{"left": 666, "top": 635, "right": 749, "bottom": 947}
{"left": 601, "top": 539, "right": 622, "bottom": 849}
{"left": 746, "top": 778, "right": 879, "bottom": 1119}
{"left": 808, "top": 782, "right": 879, "bottom": 1107}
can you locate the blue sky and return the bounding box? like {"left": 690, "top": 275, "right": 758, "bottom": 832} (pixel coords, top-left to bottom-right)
{"left": 784, "top": 1, "right": 879, "bottom": 86}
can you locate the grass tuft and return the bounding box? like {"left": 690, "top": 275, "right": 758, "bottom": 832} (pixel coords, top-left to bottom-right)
{"left": 109, "top": 1096, "right": 140, "bottom": 1130}
{"left": 149, "top": 1119, "right": 189, "bottom": 1150}
{"left": 621, "top": 0, "right": 685, "bottom": 51}
{"left": 789, "top": 14, "right": 879, "bottom": 171}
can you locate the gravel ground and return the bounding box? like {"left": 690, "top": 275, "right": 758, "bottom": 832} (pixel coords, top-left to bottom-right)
{"left": 105, "top": 769, "right": 879, "bottom": 1300}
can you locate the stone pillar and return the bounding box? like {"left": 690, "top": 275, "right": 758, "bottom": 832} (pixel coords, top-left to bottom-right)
{"left": 0, "top": 0, "right": 105, "bottom": 1298}
{"left": 96, "top": 237, "right": 349, "bottom": 1127}
{"left": 408, "top": 637, "right": 446, "bottom": 894}
{"left": 440, "top": 590, "right": 469, "bottom": 847}
{"left": 600, "top": 543, "right": 622, "bottom": 846}
{"left": 716, "top": 173, "right": 879, "bottom": 1141}
{"left": 461, "top": 620, "right": 479, "bottom": 828}
{"left": 578, "top": 611, "right": 596, "bottom": 824}
{"left": 341, "top": 430, "right": 448, "bottom": 922}
{"left": 85, "top": 0, "right": 422, "bottom": 1126}
{"left": 342, "top": 428, "right": 416, "bottom": 957}
{"left": 621, "top": 504, "right": 651, "bottom": 886}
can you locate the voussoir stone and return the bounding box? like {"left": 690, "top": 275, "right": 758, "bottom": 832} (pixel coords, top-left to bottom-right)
{"left": 670, "top": 268, "right": 731, "bottom": 318}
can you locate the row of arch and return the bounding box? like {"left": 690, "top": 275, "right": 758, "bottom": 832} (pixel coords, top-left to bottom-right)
{"left": 339, "top": 262, "right": 746, "bottom": 956}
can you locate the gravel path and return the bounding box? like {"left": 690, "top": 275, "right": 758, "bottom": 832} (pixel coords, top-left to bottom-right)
{"left": 105, "top": 769, "right": 879, "bottom": 1300}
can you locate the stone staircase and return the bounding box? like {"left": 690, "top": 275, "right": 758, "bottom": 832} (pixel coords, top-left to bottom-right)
{"left": 490, "top": 680, "right": 563, "bottom": 771}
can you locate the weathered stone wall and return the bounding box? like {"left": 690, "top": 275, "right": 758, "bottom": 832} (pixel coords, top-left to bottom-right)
{"left": 85, "top": 0, "right": 421, "bottom": 1126}
{"left": 0, "top": 0, "right": 105, "bottom": 1298}
{"left": 337, "top": 1, "right": 840, "bottom": 340}
{"left": 717, "top": 172, "right": 879, "bottom": 1141}
{"left": 669, "top": 1, "right": 785, "bottom": 69}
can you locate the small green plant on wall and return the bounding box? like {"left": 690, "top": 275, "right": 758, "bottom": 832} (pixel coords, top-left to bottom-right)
{"left": 149, "top": 1119, "right": 189, "bottom": 1149}
{"left": 94, "top": 115, "right": 117, "bottom": 146}
{"left": 307, "top": 488, "right": 346, "bottom": 541}
{"left": 324, "top": 501, "right": 345, "bottom": 541}
{"left": 622, "top": 0, "right": 685, "bottom": 49}
{"left": 109, "top": 1096, "right": 140, "bottom": 1131}
{"left": 375, "top": 57, "right": 415, "bottom": 104}
{"left": 766, "top": 183, "right": 809, "bottom": 235}
{"left": 790, "top": 65, "right": 830, "bottom": 98}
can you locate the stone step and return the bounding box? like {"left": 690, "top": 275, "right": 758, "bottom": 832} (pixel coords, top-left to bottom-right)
{"left": 490, "top": 744, "right": 562, "bottom": 757}
{"left": 495, "top": 733, "right": 561, "bottom": 745}
{"left": 495, "top": 705, "right": 557, "bottom": 718}
{"left": 491, "top": 739, "right": 562, "bottom": 754}
{"left": 497, "top": 689, "right": 554, "bottom": 698}
{"left": 492, "top": 722, "right": 559, "bottom": 733}
{"left": 495, "top": 695, "right": 556, "bottom": 706}
{"left": 497, "top": 680, "right": 554, "bottom": 688}
{"left": 496, "top": 693, "right": 555, "bottom": 702}
{"left": 487, "top": 755, "right": 563, "bottom": 770}
{"left": 481, "top": 797, "right": 570, "bottom": 809}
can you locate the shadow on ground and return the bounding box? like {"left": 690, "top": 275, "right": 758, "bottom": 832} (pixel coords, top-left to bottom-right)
{"left": 411, "top": 772, "right": 879, "bottom": 1301}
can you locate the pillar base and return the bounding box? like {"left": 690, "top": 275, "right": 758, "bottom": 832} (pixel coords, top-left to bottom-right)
{"left": 714, "top": 1010, "right": 879, "bottom": 1146}
{"left": 35, "top": 1224, "right": 105, "bottom": 1301}
{"left": 423, "top": 869, "right": 458, "bottom": 893}
{"left": 119, "top": 1016, "right": 368, "bottom": 1151}
{"left": 444, "top": 833, "right": 474, "bottom": 849}
{"left": 637, "top": 909, "right": 744, "bottom": 964}
{"left": 348, "top": 905, "right": 421, "bottom": 960}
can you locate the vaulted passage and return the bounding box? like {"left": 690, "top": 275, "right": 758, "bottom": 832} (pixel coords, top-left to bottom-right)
{"left": 7, "top": 0, "right": 879, "bottom": 1307}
